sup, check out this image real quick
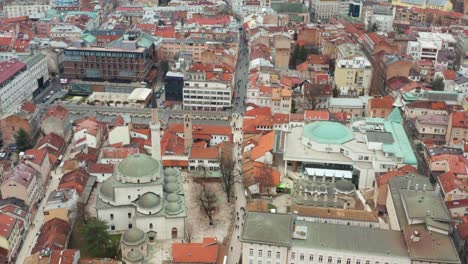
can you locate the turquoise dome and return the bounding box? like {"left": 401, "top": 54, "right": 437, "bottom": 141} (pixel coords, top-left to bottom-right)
{"left": 137, "top": 192, "right": 160, "bottom": 209}
{"left": 116, "top": 154, "right": 160, "bottom": 178}
{"left": 303, "top": 121, "right": 354, "bottom": 144}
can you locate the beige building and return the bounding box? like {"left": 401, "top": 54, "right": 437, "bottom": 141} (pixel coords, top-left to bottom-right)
{"left": 159, "top": 38, "right": 238, "bottom": 63}
{"left": 0, "top": 163, "right": 43, "bottom": 206}
{"left": 0, "top": 212, "right": 23, "bottom": 263}
{"left": 271, "top": 87, "right": 292, "bottom": 114}
{"left": 414, "top": 114, "right": 448, "bottom": 144}
{"left": 43, "top": 188, "right": 79, "bottom": 222}
{"left": 335, "top": 56, "right": 372, "bottom": 96}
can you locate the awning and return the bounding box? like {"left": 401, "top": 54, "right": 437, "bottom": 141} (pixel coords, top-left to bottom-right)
{"left": 304, "top": 168, "right": 352, "bottom": 179}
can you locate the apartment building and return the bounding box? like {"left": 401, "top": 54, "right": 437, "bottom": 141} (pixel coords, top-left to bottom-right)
{"left": 159, "top": 38, "right": 235, "bottom": 63}
{"left": 335, "top": 56, "right": 372, "bottom": 96}
{"left": 310, "top": 0, "right": 340, "bottom": 21}
{"left": 391, "top": 0, "right": 453, "bottom": 11}
{"left": 63, "top": 31, "right": 158, "bottom": 82}
{"left": 0, "top": 212, "right": 23, "bottom": 263}
{"left": 183, "top": 80, "right": 232, "bottom": 111}
{"left": 365, "top": 5, "right": 394, "bottom": 33}
{"left": 4, "top": 0, "right": 50, "bottom": 18}
{"left": 407, "top": 32, "right": 457, "bottom": 61}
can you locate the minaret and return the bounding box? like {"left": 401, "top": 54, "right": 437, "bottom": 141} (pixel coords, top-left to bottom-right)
{"left": 150, "top": 91, "right": 161, "bottom": 160}
{"left": 183, "top": 113, "right": 193, "bottom": 154}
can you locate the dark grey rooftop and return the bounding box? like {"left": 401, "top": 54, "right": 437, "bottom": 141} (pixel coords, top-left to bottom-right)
{"left": 366, "top": 131, "right": 394, "bottom": 144}
{"left": 241, "top": 212, "right": 293, "bottom": 246}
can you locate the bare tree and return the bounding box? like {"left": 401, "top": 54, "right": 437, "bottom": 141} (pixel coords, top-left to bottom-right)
{"left": 197, "top": 184, "right": 218, "bottom": 226}
{"left": 184, "top": 222, "right": 193, "bottom": 243}
{"left": 256, "top": 164, "right": 276, "bottom": 196}
{"left": 220, "top": 154, "right": 238, "bottom": 203}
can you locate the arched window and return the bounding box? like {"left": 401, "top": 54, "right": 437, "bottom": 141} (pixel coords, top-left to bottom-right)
{"left": 149, "top": 223, "right": 153, "bottom": 229}
{"left": 171, "top": 227, "right": 178, "bottom": 238}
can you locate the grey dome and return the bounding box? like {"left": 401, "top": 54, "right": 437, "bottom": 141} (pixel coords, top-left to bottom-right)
{"left": 334, "top": 180, "right": 356, "bottom": 194}
{"left": 164, "top": 182, "right": 179, "bottom": 193}
{"left": 164, "top": 168, "right": 178, "bottom": 176}
{"left": 137, "top": 192, "right": 160, "bottom": 209}
{"left": 100, "top": 179, "right": 114, "bottom": 200}
{"left": 166, "top": 193, "right": 180, "bottom": 203}
{"left": 122, "top": 228, "right": 146, "bottom": 245}
{"left": 116, "top": 154, "right": 160, "bottom": 178}
{"left": 165, "top": 175, "right": 178, "bottom": 183}
{"left": 126, "top": 250, "right": 144, "bottom": 262}
{"left": 165, "top": 202, "right": 182, "bottom": 215}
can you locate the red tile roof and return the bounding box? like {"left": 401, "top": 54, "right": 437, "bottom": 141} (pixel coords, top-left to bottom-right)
{"left": 431, "top": 154, "right": 468, "bottom": 175}
{"left": 451, "top": 111, "right": 468, "bottom": 129}
{"left": 163, "top": 160, "right": 189, "bottom": 167}
{"left": 376, "top": 165, "right": 418, "bottom": 186}
{"left": 406, "top": 101, "right": 448, "bottom": 111}
{"left": 251, "top": 131, "right": 274, "bottom": 160}
{"left": 0, "top": 60, "right": 26, "bottom": 85}
{"left": 43, "top": 105, "right": 69, "bottom": 120}
{"left": 0, "top": 212, "right": 17, "bottom": 238}
{"left": 37, "top": 133, "right": 65, "bottom": 155}
{"left": 88, "top": 163, "right": 114, "bottom": 174}
{"left": 366, "top": 32, "right": 382, "bottom": 45}
{"left": 253, "top": 162, "right": 280, "bottom": 186}
{"left": 307, "top": 54, "right": 329, "bottom": 65}
{"left": 304, "top": 110, "right": 330, "bottom": 121}
{"left": 245, "top": 107, "right": 271, "bottom": 117}
{"left": 442, "top": 70, "right": 457, "bottom": 80}
{"left": 456, "top": 222, "right": 468, "bottom": 240}
{"left": 21, "top": 101, "right": 36, "bottom": 113}
{"left": 131, "top": 128, "right": 150, "bottom": 137}
{"left": 446, "top": 199, "right": 468, "bottom": 209}
{"left": 50, "top": 249, "right": 79, "bottom": 264}
{"left": 169, "top": 124, "right": 231, "bottom": 137}
{"left": 32, "top": 218, "right": 69, "bottom": 254}
{"left": 75, "top": 118, "right": 100, "bottom": 136}
{"left": 438, "top": 171, "right": 468, "bottom": 193}
{"left": 190, "top": 146, "right": 219, "bottom": 160}
{"left": 101, "top": 147, "right": 139, "bottom": 159}
{"left": 24, "top": 149, "right": 47, "bottom": 166}
{"left": 172, "top": 237, "right": 219, "bottom": 263}
{"left": 58, "top": 168, "right": 89, "bottom": 194}
{"left": 369, "top": 95, "right": 394, "bottom": 109}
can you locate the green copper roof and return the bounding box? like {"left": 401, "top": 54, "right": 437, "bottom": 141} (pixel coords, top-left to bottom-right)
{"left": 303, "top": 121, "right": 354, "bottom": 144}
{"left": 82, "top": 33, "right": 96, "bottom": 44}
{"left": 116, "top": 154, "right": 160, "bottom": 178}
{"left": 99, "top": 179, "right": 114, "bottom": 200}
{"left": 126, "top": 250, "right": 144, "bottom": 261}
{"left": 387, "top": 108, "right": 403, "bottom": 123}
{"left": 121, "top": 228, "right": 146, "bottom": 245}
{"left": 137, "top": 192, "right": 161, "bottom": 209}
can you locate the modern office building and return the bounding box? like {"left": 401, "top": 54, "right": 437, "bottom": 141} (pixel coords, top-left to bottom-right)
{"left": 183, "top": 80, "right": 232, "bottom": 111}
{"left": 63, "top": 31, "right": 159, "bottom": 82}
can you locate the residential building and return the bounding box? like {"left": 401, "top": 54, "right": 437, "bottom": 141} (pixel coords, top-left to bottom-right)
{"left": 334, "top": 56, "right": 372, "bottom": 96}
{"left": 413, "top": 114, "right": 449, "bottom": 144}
{"left": 50, "top": 24, "right": 83, "bottom": 41}
{"left": 4, "top": 0, "right": 50, "bottom": 18}
{"left": 172, "top": 237, "right": 220, "bottom": 264}
{"left": 23, "top": 149, "right": 51, "bottom": 182}
{"left": 41, "top": 105, "right": 71, "bottom": 140}
{"left": 365, "top": 5, "right": 394, "bottom": 33}
{"left": 310, "top": 0, "right": 340, "bottom": 21}
{"left": 100, "top": 147, "right": 139, "bottom": 164}
{"left": 367, "top": 95, "right": 395, "bottom": 118}
{"left": 403, "top": 100, "right": 448, "bottom": 119}
{"left": 24, "top": 249, "right": 80, "bottom": 264}
{"left": 283, "top": 108, "right": 417, "bottom": 189}
{"left": 391, "top": 0, "right": 453, "bottom": 11}
{"left": 58, "top": 168, "right": 90, "bottom": 195}
{"left": 0, "top": 163, "right": 43, "bottom": 206}
{"left": 63, "top": 31, "right": 159, "bottom": 83}
{"left": 168, "top": 124, "right": 231, "bottom": 146}
{"left": 73, "top": 118, "right": 103, "bottom": 149}
{"left": 31, "top": 218, "right": 70, "bottom": 254}
{"left": 188, "top": 143, "right": 220, "bottom": 172}
{"left": 183, "top": 80, "right": 232, "bottom": 111}
{"left": 368, "top": 53, "right": 413, "bottom": 96}
{"left": 88, "top": 163, "right": 114, "bottom": 182}
{"left": 36, "top": 132, "right": 66, "bottom": 157}
{"left": 446, "top": 111, "right": 468, "bottom": 146}
{"left": 438, "top": 172, "right": 468, "bottom": 201}
{"left": 407, "top": 32, "right": 457, "bottom": 61}
{"left": 241, "top": 212, "right": 411, "bottom": 264}
{"left": 0, "top": 212, "right": 23, "bottom": 263}
{"left": 43, "top": 188, "right": 79, "bottom": 222}
{"left": 445, "top": 199, "right": 468, "bottom": 218}
{"left": 271, "top": 87, "right": 292, "bottom": 114}
{"left": 302, "top": 82, "right": 332, "bottom": 110}
{"left": 95, "top": 154, "right": 186, "bottom": 240}
{"left": 0, "top": 60, "right": 38, "bottom": 118}
{"left": 328, "top": 97, "right": 369, "bottom": 118}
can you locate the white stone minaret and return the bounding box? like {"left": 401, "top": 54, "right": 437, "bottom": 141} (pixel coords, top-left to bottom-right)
{"left": 150, "top": 94, "right": 161, "bottom": 161}
{"left": 183, "top": 113, "right": 193, "bottom": 154}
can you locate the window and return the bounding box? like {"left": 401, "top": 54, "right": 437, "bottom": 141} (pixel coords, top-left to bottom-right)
{"left": 291, "top": 252, "right": 295, "bottom": 259}
{"left": 128, "top": 224, "right": 133, "bottom": 229}
{"left": 328, "top": 257, "right": 333, "bottom": 263}
{"left": 249, "top": 260, "right": 254, "bottom": 264}
{"left": 309, "top": 255, "right": 314, "bottom": 261}
{"left": 259, "top": 250, "right": 263, "bottom": 257}
{"left": 267, "top": 251, "right": 271, "bottom": 258}
{"left": 250, "top": 249, "right": 254, "bottom": 257}
{"left": 110, "top": 214, "right": 114, "bottom": 220}
{"left": 300, "top": 253, "right": 304, "bottom": 261}
{"left": 365, "top": 261, "right": 370, "bottom": 264}
{"left": 171, "top": 228, "right": 178, "bottom": 238}
{"left": 319, "top": 256, "right": 323, "bottom": 263}
{"left": 337, "top": 258, "right": 342, "bottom": 264}
{"left": 276, "top": 252, "right": 280, "bottom": 259}
{"left": 110, "top": 225, "right": 115, "bottom": 230}
{"left": 149, "top": 223, "right": 153, "bottom": 229}
{"left": 356, "top": 260, "right": 361, "bottom": 264}
{"left": 346, "top": 259, "right": 351, "bottom": 264}
{"left": 128, "top": 213, "right": 132, "bottom": 218}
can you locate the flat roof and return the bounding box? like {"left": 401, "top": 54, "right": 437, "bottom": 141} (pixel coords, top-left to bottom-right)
{"left": 241, "top": 212, "right": 292, "bottom": 246}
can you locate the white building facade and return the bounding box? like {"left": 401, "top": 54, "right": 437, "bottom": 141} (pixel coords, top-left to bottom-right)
{"left": 4, "top": 1, "right": 50, "bottom": 18}
{"left": 183, "top": 80, "right": 232, "bottom": 111}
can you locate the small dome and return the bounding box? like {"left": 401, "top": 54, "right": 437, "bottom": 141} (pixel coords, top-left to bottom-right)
{"left": 126, "top": 250, "right": 144, "bottom": 262}
{"left": 164, "top": 182, "right": 179, "bottom": 193}
{"left": 303, "top": 121, "right": 354, "bottom": 144}
{"left": 122, "top": 228, "right": 146, "bottom": 245}
{"left": 165, "top": 175, "right": 178, "bottom": 183}
{"left": 164, "top": 168, "right": 178, "bottom": 177}
{"left": 165, "top": 202, "right": 182, "bottom": 215}
{"left": 100, "top": 179, "right": 114, "bottom": 200}
{"left": 137, "top": 192, "right": 160, "bottom": 209}
{"left": 116, "top": 154, "right": 160, "bottom": 179}
{"left": 334, "top": 180, "right": 356, "bottom": 194}
{"left": 166, "top": 193, "right": 180, "bottom": 203}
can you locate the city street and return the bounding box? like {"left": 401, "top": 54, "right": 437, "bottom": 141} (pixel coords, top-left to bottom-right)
{"left": 227, "top": 114, "right": 247, "bottom": 264}
{"left": 233, "top": 31, "right": 250, "bottom": 113}
{"left": 15, "top": 144, "right": 74, "bottom": 264}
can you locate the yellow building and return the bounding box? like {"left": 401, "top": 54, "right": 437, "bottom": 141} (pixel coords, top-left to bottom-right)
{"left": 392, "top": 0, "right": 453, "bottom": 11}
{"left": 334, "top": 57, "right": 372, "bottom": 96}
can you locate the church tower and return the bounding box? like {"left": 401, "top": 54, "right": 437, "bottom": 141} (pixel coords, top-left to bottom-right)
{"left": 150, "top": 92, "right": 161, "bottom": 160}
{"left": 183, "top": 113, "right": 193, "bottom": 154}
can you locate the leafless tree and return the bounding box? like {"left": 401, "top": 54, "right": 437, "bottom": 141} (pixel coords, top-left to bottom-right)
{"left": 184, "top": 221, "right": 193, "bottom": 243}
{"left": 256, "top": 164, "right": 276, "bottom": 196}
{"left": 220, "top": 154, "right": 238, "bottom": 203}
{"left": 196, "top": 184, "right": 218, "bottom": 226}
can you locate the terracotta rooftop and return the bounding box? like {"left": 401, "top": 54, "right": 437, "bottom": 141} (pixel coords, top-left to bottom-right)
{"left": 406, "top": 101, "right": 448, "bottom": 111}
{"left": 369, "top": 95, "right": 394, "bottom": 109}
{"left": 58, "top": 168, "right": 89, "bottom": 194}
{"left": 190, "top": 146, "right": 219, "bottom": 160}
{"left": 438, "top": 171, "right": 468, "bottom": 193}
{"left": 24, "top": 149, "right": 48, "bottom": 166}
{"left": 101, "top": 147, "right": 139, "bottom": 159}
{"left": 88, "top": 163, "right": 114, "bottom": 174}
{"left": 21, "top": 101, "right": 36, "bottom": 113}
{"left": 304, "top": 110, "right": 330, "bottom": 121}
{"left": 43, "top": 105, "right": 69, "bottom": 121}
{"left": 160, "top": 132, "right": 185, "bottom": 156}
{"left": 37, "top": 133, "right": 65, "bottom": 154}
{"left": 307, "top": 54, "right": 329, "bottom": 65}
{"left": 251, "top": 131, "right": 275, "bottom": 160}
{"left": 0, "top": 212, "right": 17, "bottom": 239}
{"left": 441, "top": 70, "right": 457, "bottom": 80}
{"left": 0, "top": 60, "right": 27, "bottom": 85}
{"left": 32, "top": 218, "right": 69, "bottom": 254}
{"left": 451, "top": 111, "right": 468, "bottom": 129}
{"left": 172, "top": 237, "right": 219, "bottom": 263}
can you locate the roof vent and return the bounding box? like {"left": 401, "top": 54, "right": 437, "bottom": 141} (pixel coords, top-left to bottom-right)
{"left": 410, "top": 231, "right": 421, "bottom": 243}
